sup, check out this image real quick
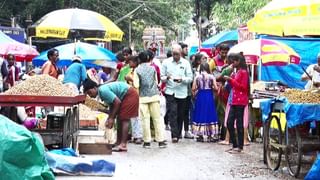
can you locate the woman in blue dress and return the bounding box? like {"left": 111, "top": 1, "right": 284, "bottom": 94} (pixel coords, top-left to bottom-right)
{"left": 192, "top": 63, "right": 219, "bottom": 142}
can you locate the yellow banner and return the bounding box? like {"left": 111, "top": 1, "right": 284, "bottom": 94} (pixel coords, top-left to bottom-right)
{"left": 35, "top": 27, "right": 69, "bottom": 38}
{"left": 261, "top": 54, "right": 289, "bottom": 64}
{"left": 247, "top": 18, "right": 283, "bottom": 36}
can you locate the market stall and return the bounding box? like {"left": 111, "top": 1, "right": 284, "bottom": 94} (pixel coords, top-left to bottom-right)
{"left": 260, "top": 89, "right": 320, "bottom": 177}
{"left": 0, "top": 94, "right": 85, "bottom": 149}
{"left": 0, "top": 74, "right": 87, "bottom": 149}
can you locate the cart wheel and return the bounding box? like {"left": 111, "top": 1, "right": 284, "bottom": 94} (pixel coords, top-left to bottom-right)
{"left": 285, "top": 126, "right": 302, "bottom": 177}
{"left": 248, "top": 105, "right": 255, "bottom": 142}
{"left": 62, "top": 108, "right": 72, "bottom": 148}
{"left": 266, "top": 115, "right": 283, "bottom": 171}
{"left": 72, "top": 135, "right": 78, "bottom": 150}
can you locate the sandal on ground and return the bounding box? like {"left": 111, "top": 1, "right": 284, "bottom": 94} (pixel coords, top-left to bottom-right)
{"left": 218, "top": 141, "right": 230, "bottom": 145}
{"left": 112, "top": 146, "right": 128, "bottom": 152}
{"left": 228, "top": 148, "right": 243, "bottom": 154}
{"left": 207, "top": 136, "right": 218, "bottom": 143}
{"left": 225, "top": 148, "right": 234, "bottom": 152}
{"left": 196, "top": 136, "right": 204, "bottom": 142}
{"left": 244, "top": 142, "right": 250, "bottom": 146}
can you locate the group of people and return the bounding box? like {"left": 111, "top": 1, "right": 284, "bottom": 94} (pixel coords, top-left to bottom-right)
{"left": 161, "top": 43, "right": 250, "bottom": 153}
{"left": 80, "top": 42, "right": 250, "bottom": 154}
{"left": 0, "top": 42, "right": 251, "bottom": 154}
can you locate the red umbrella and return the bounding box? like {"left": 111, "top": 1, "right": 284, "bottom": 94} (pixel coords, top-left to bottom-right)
{"left": 0, "top": 31, "right": 39, "bottom": 62}
{"left": 0, "top": 43, "right": 39, "bottom": 62}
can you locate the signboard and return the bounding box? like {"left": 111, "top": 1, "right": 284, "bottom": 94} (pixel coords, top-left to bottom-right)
{"left": 0, "top": 26, "right": 25, "bottom": 43}
{"left": 237, "top": 26, "right": 255, "bottom": 43}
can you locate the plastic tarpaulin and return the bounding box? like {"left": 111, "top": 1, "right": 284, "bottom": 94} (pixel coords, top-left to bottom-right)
{"left": 305, "top": 154, "right": 320, "bottom": 180}
{"left": 260, "top": 36, "right": 320, "bottom": 89}
{"left": 260, "top": 97, "right": 320, "bottom": 127}
{"left": 202, "top": 30, "right": 238, "bottom": 48}
{"left": 45, "top": 152, "right": 116, "bottom": 176}
{"left": 0, "top": 115, "right": 54, "bottom": 180}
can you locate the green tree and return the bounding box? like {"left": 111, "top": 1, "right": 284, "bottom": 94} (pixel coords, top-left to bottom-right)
{"left": 0, "top": 0, "right": 193, "bottom": 50}
{"left": 211, "top": 0, "right": 270, "bottom": 31}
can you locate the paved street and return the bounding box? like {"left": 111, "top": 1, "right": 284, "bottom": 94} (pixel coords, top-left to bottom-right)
{"left": 57, "top": 133, "right": 295, "bottom": 180}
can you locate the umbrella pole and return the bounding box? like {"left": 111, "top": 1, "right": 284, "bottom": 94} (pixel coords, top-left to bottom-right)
{"left": 258, "top": 58, "right": 262, "bottom": 80}
{"left": 251, "top": 64, "right": 254, "bottom": 83}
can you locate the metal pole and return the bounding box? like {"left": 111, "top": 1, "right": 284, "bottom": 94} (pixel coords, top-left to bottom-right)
{"left": 129, "top": 17, "right": 132, "bottom": 48}
{"left": 25, "top": 14, "right": 33, "bottom": 72}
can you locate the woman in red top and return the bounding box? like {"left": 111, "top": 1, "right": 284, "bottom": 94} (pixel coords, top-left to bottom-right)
{"left": 223, "top": 53, "right": 249, "bottom": 153}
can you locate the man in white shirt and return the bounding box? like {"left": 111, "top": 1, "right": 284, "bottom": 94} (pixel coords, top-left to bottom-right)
{"left": 161, "top": 44, "right": 193, "bottom": 143}
{"left": 301, "top": 54, "right": 320, "bottom": 90}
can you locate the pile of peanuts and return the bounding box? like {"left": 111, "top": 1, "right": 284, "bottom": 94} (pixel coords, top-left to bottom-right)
{"left": 281, "top": 89, "right": 320, "bottom": 104}
{"left": 3, "top": 75, "right": 76, "bottom": 96}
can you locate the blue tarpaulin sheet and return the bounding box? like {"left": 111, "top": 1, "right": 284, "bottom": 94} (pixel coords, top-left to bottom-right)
{"left": 260, "top": 36, "right": 320, "bottom": 89}
{"left": 45, "top": 152, "right": 116, "bottom": 176}
{"left": 260, "top": 97, "right": 320, "bottom": 127}
{"left": 202, "top": 30, "right": 238, "bottom": 48}
{"left": 305, "top": 154, "right": 320, "bottom": 180}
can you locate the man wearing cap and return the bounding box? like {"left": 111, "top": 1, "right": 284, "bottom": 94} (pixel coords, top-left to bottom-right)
{"left": 63, "top": 55, "right": 87, "bottom": 94}
{"left": 301, "top": 54, "right": 320, "bottom": 90}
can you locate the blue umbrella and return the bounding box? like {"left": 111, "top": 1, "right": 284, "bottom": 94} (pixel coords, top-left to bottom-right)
{"left": 33, "top": 42, "right": 117, "bottom": 68}
{"left": 202, "top": 30, "right": 238, "bottom": 48}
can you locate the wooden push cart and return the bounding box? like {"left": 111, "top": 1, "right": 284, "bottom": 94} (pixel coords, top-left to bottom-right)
{"left": 0, "top": 95, "right": 86, "bottom": 149}
{"left": 263, "top": 99, "right": 320, "bottom": 177}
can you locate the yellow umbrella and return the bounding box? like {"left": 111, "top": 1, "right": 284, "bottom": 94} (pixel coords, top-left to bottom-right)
{"left": 31, "top": 8, "right": 123, "bottom": 41}
{"left": 247, "top": 0, "right": 320, "bottom": 36}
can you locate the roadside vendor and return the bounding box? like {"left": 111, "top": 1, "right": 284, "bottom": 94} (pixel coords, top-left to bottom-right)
{"left": 5, "top": 54, "right": 20, "bottom": 89}
{"left": 83, "top": 79, "right": 139, "bottom": 152}
{"left": 41, "top": 48, "right": 59, "bottom": 79}
{"left": 301, "top": 54, "right": 320, "bottom": 90}
{"left": 63, "top": 55, "right": 87, "bottom": 94}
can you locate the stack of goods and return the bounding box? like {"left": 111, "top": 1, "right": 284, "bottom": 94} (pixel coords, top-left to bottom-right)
{"left": 84, "top": 96, "right": 107, "bottom": 111}
{"left": 3, "top": 75, "right": 76, "bottom": 96}
{"left": 79, "top": 104, "right": 99, "bottom": 130}
{"left": 281, "top": 89, "right": 320, "bottom": 104}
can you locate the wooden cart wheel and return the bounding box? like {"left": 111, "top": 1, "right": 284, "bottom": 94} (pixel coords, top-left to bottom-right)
{"left": 285, "top": 126, "right": 302, "bottom": 177}
{"left": 248, "top": 104, "right": 255, "bottom": 142}
{"left": 266, "top": 115, "right": 283, "bottom": 171}
{"left": 62, "top": 108, "right": 72, "bottom": 148}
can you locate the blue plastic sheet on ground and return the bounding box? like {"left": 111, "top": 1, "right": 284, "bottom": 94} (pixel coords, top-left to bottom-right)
{"left": 0, "top": 115, "right": 54, "bottom": 180}
{"left": 45, "top": 152, "right": 116, "bottom": 176}
{"left": 260, "top": 36, "right": 320, "bottom": 89}
{"left": 50, "top": 148, "right": 78, "bottom": 157}
{"left": 305, "top": 154, "right": 320, "bottom": 180}
{"left": 260, "top": 97, "right": 320, "bottom": 128}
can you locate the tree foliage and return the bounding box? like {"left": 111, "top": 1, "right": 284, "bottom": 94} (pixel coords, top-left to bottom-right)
{"left": 211, "top": 0, "right": 270, "bottom": 31}
{"left": 0, "top": 0, "right": 193, "bottom": 50}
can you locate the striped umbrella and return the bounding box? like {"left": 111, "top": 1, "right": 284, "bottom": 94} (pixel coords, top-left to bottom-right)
{"left": 33, "top": 42, "right": 117, "bottom": 68}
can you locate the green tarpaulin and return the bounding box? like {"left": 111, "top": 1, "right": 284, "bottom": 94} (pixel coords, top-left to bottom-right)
{"left": 0, "top": 115, "right": 54, "bottom": 180}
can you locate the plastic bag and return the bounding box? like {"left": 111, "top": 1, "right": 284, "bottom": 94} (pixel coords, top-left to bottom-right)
{"left": 45, "top": 152, "right": 115, "bottom": 176}
{"left": 305, "top": 154, "right": 320, "bottom": 180}
{"left": 0, "top": 115, "right": 54, "bottom": 180}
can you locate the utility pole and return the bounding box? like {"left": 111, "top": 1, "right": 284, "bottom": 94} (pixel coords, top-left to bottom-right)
{"left": 25, "top": 14, "right": 33, "bottom": 72}
{"left": 195, "top": 0, "right": 201, "bottom": 48}
{"left": 129, "top": 17, "right": 132, "bottom": 48}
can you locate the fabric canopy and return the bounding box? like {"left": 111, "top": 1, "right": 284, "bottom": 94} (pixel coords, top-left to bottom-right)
{"left": 260, "top": 36, "right": 320, "bottom": 89}
{"left": 202, "top": 30, "right": 238, "bottom": 48}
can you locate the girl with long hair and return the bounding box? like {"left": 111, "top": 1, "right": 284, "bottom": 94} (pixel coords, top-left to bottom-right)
{"left": 192, "top": 62, "right": 219, "bottom": 142}
{"left": 223, "top": 53, "right": 249, "bottom": 153}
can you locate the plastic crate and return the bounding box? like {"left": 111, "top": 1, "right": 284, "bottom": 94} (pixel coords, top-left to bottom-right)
{"left": 47, "top": 113, "right": 65, "bottom": 129}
